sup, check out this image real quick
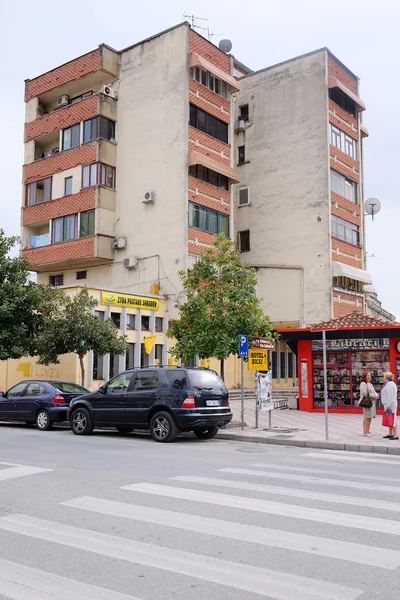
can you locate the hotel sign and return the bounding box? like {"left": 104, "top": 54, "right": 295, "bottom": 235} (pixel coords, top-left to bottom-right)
{"left": 101, "top": 292, "right": 159, "bottom": 311}
{"left": 312, "top": 338, "right": 389, "bottom": 351}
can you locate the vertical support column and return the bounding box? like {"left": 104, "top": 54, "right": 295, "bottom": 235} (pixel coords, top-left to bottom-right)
{"left": 149, "top": 311, "right": 156, "bottom": 367}
{"left": 102, "top": 305, "right": 111, "bottom": 381}
{"left": 87, "top": 351, "right": 94, "bottom": 388}
{"left": 284, "top": 343, "right": 289, "bottom": 384}
{"left": 293, "top": 352, "right": 298, "bottom": 387}
{"left": 134, "top": 309, "right": 142, "bottom": 369}
{"left": 162, "top": 311, "right": 169, "bottom": 367}
{"left": 117, "top": 307, "right": 127, "bottom": 373}
{"left": 276, "top": 342, "right": 281, "bottom": 384}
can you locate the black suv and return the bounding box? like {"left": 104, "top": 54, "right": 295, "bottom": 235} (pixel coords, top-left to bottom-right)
{"left": 68, "top": 367, "right": 232, "bottom": 442}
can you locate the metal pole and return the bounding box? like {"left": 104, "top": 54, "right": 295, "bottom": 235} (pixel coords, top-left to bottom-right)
{"left": 322, "top": 330, "right": 329, "bottom": 441}
{"left": 269, "top": 408, "right": 272, "bottom": 427}
{"left": 241, "top": 357, "right": 245, "bottom": 430}
{"left": 255, "top": 376, "right": 259, "bottom": 429}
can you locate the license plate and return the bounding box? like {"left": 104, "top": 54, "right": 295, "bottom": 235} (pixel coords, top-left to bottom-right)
{"left": 206, "top": 400, "right": 220, "bottom": 406}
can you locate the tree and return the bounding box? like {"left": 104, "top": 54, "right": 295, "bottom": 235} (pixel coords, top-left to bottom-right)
{"left": 167, "top": 235, "right": 277, "bottom": 380}
{"left": 36, "top": 288, "right": 128, "bottom": 386}
{"left": 0, "top": 230, "right": 59, "bottom": 361}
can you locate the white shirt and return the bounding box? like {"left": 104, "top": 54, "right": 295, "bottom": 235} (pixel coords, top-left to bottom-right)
{"left": 381, "top": 380, "right": 397, "bottom": 411}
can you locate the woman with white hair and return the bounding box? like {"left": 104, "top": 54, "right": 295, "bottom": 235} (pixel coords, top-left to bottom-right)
{"left": 381, "top": 372, "right": 398, "bottom": 440}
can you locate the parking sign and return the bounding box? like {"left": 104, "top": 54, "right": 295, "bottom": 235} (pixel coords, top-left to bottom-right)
{"left": 239, "top": 335, "right": 249, "bottom": 358}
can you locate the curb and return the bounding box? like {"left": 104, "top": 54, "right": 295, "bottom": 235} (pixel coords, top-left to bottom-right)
{"left": 217, "top": 432, "right": 400, "bottom": 455}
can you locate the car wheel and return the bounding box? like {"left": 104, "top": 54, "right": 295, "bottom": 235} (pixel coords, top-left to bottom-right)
{"left": 149, "top": 411, "right": 178, "bottom": 443}
{"left": 193, "top": 426, "right": 219, "bottom": 440}
{"left": 116, "top": 426, "right": 134, "bottom": 434}
{"left": 36, "top": 410, "right": 53, "bottom": 431}
{"left": 70, "top": 408, "right": 94, "bottom": 436}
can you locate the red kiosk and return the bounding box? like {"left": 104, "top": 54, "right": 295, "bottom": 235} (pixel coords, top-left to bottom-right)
{"left": 278, "top": 313, "right": 400, "bottom": 413}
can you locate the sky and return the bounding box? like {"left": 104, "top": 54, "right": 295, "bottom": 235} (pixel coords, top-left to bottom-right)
{"left": 0, "top": 0, "right": 399, "bottom": 316}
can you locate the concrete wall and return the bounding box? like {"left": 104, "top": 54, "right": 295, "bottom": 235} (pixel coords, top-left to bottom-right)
{"left": 234, "top": 51, "right": 332, "bottom": 325}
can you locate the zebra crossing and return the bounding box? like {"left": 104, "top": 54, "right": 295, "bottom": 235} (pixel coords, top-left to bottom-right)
{"left": 0, "top": 461, "right": 51, "bottom": 483}
{"left": 0, "top": 449, "right": 399, "bottom": 599}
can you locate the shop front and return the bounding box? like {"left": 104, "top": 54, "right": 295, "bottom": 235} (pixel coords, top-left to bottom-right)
{"left": 278, "top": 313, "right": 400, "bottom": 413}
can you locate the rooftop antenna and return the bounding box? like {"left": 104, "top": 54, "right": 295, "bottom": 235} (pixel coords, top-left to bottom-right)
{"left": 183, "top": 13, "right": 208, "bottom": 31}
{"left": 365, "top": 197, "right": 381, "bottom": 222}
{"left": 207, "top": 26, "right": 224, "bottom": 42}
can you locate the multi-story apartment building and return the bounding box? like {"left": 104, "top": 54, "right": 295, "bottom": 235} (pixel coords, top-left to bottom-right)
{"left": 19, "top": 21, "right": 391, "bottom": 388}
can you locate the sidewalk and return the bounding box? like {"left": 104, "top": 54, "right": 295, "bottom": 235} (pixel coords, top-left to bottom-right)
{"left": 220, "top": 396, "right": 400, "bottom": 455}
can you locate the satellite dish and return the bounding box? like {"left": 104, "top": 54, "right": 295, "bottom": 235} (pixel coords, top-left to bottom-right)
{"left": 219, "top": 39, "right": 232, "bottom": 53}
{"left": 365, "top": 197, "right": 381, "bottom": 221}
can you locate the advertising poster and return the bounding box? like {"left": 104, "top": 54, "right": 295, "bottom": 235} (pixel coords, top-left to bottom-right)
{"left": 301, "top": 359, "right": 308, "bottom": 398}
{"left": 257, "top": 371, "right": 273, "bottom": 411}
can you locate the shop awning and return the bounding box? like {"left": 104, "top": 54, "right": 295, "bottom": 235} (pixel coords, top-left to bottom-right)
{"left": 189, "top": 52, "right": 240, "bottom": 92}
{"left": 328, "top": 75, "right": 366, "bottom": 111}
{"left": 332, "top": 262, "right": 372, "bottom": 285}
{"left": 189, "top": 150, "right": 240, "bottom": 183}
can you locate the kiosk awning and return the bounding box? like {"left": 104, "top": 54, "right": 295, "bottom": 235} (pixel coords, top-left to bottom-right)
{"left": 332, "top": 262, "right": 372, "bottom": 285}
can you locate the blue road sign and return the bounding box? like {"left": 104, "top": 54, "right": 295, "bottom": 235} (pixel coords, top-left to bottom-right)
{"left": 239, "top": 335, "right": 249, "bottom": 358}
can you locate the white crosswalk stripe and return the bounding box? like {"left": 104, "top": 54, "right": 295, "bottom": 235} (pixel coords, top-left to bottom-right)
{"left": 0, "top": 557, "right": 140, "bottom": 600}
{"left": 173, "top": 474, "right": 400, "bottom": 513}
{"left": 0, "top": 462, "right": 51, "bottom": 482}
{"left": 251, "top": 462, "right": 400, "bottom": 483}
{"left": 122, "top": 482, "right": 400, "bottom": 535}
{"left": 0, "top": 514, "right": 362, "bottom": 600}
{"left": 61, "top": 495, "right": 400, "bottom": 569}
{"left": 302, "top": 451, "right": 400, "bottom": 465}
{"left": 220, "top": 467, "right": 400, "bottom": 494}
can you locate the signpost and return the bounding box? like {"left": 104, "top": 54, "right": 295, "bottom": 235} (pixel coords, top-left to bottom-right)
{"left": 238, "top": 336, "right": 248, "bottom": 430}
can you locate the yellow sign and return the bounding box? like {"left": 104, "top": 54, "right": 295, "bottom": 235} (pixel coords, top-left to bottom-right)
{"left": 248, "top": 349, "right": 268, "bottom": 371}
{"left": 101, "top": 292, "right": 159, "bottom": 311}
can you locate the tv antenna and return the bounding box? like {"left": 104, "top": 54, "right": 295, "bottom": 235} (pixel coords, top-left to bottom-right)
{"left": 364, "top": 197, "right": 381, "bottom": 221}
{"left": 207, "top": 27, "right": 224, "bottom": 42}
{"left": 183, "top": 13, "right": 208, "bottom": 31}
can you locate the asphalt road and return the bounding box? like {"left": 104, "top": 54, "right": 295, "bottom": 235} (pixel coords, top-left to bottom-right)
{"left": 0, "top": 423, "right": 399, "bottom": 600}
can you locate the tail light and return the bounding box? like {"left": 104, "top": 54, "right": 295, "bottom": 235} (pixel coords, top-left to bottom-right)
{"left": 52, "top": 395, "right": 66, "bottom": 405}
{"left": 227, "top": 395, "right": 230, "bottom": 407}
{"left": 181, "top": 396, "right": 195, "bottom": 409}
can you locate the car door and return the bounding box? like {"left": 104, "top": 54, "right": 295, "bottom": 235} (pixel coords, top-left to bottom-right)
{"left": 0, "top": 382, "right": 28, "bottom": 421}
{"left": 14, "top": 383, "right": 47, "bottom": 421}
{"left": 93, "top": 372, "right": 134, "bottom": 424}
{"left": 125, "top": 371, "right": 161, "bottom": 425}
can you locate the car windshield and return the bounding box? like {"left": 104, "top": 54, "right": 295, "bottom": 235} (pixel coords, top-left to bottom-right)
{"left": 187, "top": 370, "right": 226, "bottom": 390}
{"left": 52, "top": 382, "right": 88, "bottom": 393}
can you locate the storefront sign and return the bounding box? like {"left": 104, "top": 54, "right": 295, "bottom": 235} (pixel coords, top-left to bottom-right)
{"left": 252, "top": 337, "right": 275, "bottom": 350}
{"left": 101, "top": 292, "right": 159, "bottom": 310}
{"left": 301, "top": 359, "right": 308, "bottom": 398}
{"left": 312, "top": 338, "right": 389, "bottom": 351}
{"left": 248, "top": 349, "right": 268, "bottom": 371}
{"left": 256, "top": 371, "right": 273, "bottom": 411}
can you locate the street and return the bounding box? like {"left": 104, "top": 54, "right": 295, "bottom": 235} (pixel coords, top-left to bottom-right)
{"left": 0, "top": 425, "right": 399, "bottom": 599}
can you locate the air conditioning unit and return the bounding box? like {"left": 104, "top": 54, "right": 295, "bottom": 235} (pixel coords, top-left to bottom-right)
{"left": 123, "top": 257, "right": 138, "bottom": 269}
{"left": 142, "top": 191, "right": 155, "bottom": 204}
{"left": 57, "top": 95, "right": 69, "bottom": 108}
{"left": 234, "top": 119, "right": 245, "bottom": 132}
{"left": 112, "top": 237, "right": 126, "bottom": 250}
{"left": 101, "top": 85, "right": 118, "bottom": 100}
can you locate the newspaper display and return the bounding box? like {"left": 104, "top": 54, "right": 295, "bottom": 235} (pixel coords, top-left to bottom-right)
{"left": 256, "top": 371, "right": 273, "bottom": 411}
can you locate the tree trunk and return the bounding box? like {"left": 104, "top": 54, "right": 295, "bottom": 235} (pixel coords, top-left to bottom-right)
{"left": 220, "top": 359, "right": 225, "bottom": 382}
{"left": 79, "top": 355, "right": 85, "bottom": 387}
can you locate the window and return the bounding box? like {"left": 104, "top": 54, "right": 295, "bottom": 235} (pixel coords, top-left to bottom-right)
{"left": 93, "top": 354, "right": 104, "bottom": 380}
{"left": 330, "top": 170, "right": 357, "bottom": 203}
{"left": 239, "top": 104, "right": 249, "bottom": 121}
{"left": 238, "top": 187, "right": 250, "bottom": 206}
{"left": 6, "top": 382, "right": 27, "bottom": 397}
{"left": 82, "top": 163, "right": 116, "bottom": 189}
{"left": 26, "top": 178, "right": 51, "bottom": 206}
{"left": 64, "top": 177, "right": 73, "bottom": 196}
{"left": 331, "top": 215, "right": 360, "bottom": 246}
{"left": 132, "top": 371, "right": 159, "bottom": 391}
{"left": 329, "top": 87, "right": 356, "bottom": 117}
{"left": 188, "top": 165, "right": 228, "bottom": 190}
{"left": 95, "top": 310, "right": 104, "bottom": 322}
{"left": 126, "top": 314, "right": 136, "bottom": 330}
{"left": 189, "top": 66, "right": 228, "bottom": 98}
{"left": 237, "top": 230, "right": 250, "bottom": 252}
{"left": 155, "top": 344, "right": 163, "bottom": 365}
{"left": 105, "top": 372, "right": 133, "bottom": 394}
{"left": 330, "top": 125, "right": 341, "bottom": 149}
{"left": 141, "top": 316, "right": 150, "bottom": 331}
{"left": 83, "top": 116, "right": 115, "bottom": 143}
{"left": 76, "top": 270, "right": 87, "bottom": 280}
{"left": 109, "top": 353, "right": 120, "bottom": 378}
{"left": 333, "top": 276, "right": 364, "bottom": 292}
{"left": 49, "top": 274, "right": 64, "bottom": 287}
{"left": 189, "top": 104, "right": 228, "bottom": 143}
{"left": 126, "top": 343, "right": 135, "bottom": 369}
{"left": 80, "top": 210, "right": 95, "bottom": 237}
{"left": 238, "top": 146, "right": 245, "bottom": 165}
{"left": 330, "top": 125, "right": 357, "bottom": 159}
{"left": 166, "top": 370, "right": 187, "bottom": 389}
{"left": 70, "top": 91, "right": 93, "bottom": 105}
{"left": 62, "top": 124, "right": 80, "bottom": 150}
{"left": 26, "top": 383, "right": 45, "bottom": 396}
{"left": 187, "top": 254, "right": 199, "bottom": 269}
{"left": 52, "top": 214, "right": 78, "bottom": 243}
{"left": 110, "top": 312, "right": 121, "bottom": 328}
{"left": 344, "top": 135, "right": 356, "bottom": 159}
{"left": 189, "top": 202, "right": 229, "bottom": 236}
{"left": 155, "top": 317, "right": 163, "bottom": 332}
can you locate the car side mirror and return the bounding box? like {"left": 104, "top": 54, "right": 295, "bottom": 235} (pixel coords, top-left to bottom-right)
{"left": 0, "top": 391, "right": 5, "bottom": 398}
{"left": 98, "top": 385, "right": 105, "bottom": 394}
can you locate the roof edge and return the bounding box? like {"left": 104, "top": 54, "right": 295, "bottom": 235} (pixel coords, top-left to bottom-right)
{"left": 119, "top": 21, "right": 190, "bottom": 54}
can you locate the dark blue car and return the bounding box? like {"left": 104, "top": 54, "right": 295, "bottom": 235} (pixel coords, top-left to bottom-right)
{"left": 0, "top": 380, "right": 89, "bottom": 431}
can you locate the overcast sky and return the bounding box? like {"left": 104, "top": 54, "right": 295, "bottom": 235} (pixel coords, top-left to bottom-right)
{"left": 1, "top": 0, "right": 398, "bottom": 316}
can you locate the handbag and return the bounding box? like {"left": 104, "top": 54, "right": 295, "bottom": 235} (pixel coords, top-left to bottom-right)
{"left": 382, "top": 409, "right": 395, "bottom": 428}
{"left": 359, "top": 394, "right": 373, "bottom": 408}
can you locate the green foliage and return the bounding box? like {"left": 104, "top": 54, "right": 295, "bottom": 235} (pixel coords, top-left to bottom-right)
{"left": 0, "top": 230, "right": 58, "bottom": 361}
{"left": 167, "top": 235, "right": 277, "bottom": 364}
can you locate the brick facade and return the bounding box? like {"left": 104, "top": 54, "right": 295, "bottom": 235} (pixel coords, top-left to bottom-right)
{"left": 26, "top": 50, "right": 101, "bottom": 101}
{"left": 188, "top": 176, "right": 230, "bottom": 215}
{"left": 22, "top": 236, "right": 95, "bottom": 266}
{"left": 328, "top": 55, "right": 358, "bottom": 95}
{"left": 331, "top": 204, "right": 360, "bottom": 226}
{"left": 24, "top": 144, "right": 97, "bottom": 184}
{"left": 330, "top": 157, "right": 359, "bottom": 183}
{"left": 189, "top": 79, "right": 230, "bottom": 123}
{"left": 330, "top": 145, "right": 359, "bottom": 172}
{"left": 25, "top": 95, "right": 99, "bottom": 142}
{"left": 329, "top": 99, "right": 358, "bottom": 130}
{"left": 188, "top": 228, "right": 216, "bottom": 247}
{"left": 189, "top": 29, "right": 230, "bottom": 74}
{"left": 331, "top": 192, "right": 360, "bottom": 216}
{"left": 189, "top": 127, "right": 230, "bottom": 166}
{"left": 329, "top": 114, "right": 358, "bottom": 142}
{"left": 22, "top": 188, "right": 96, "bottom": 225}
{"left": 333, "top": 290, "right": 364, "bottom": 318}
{"left": 332, "top": 237, "right": 362, "bottom": 268}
